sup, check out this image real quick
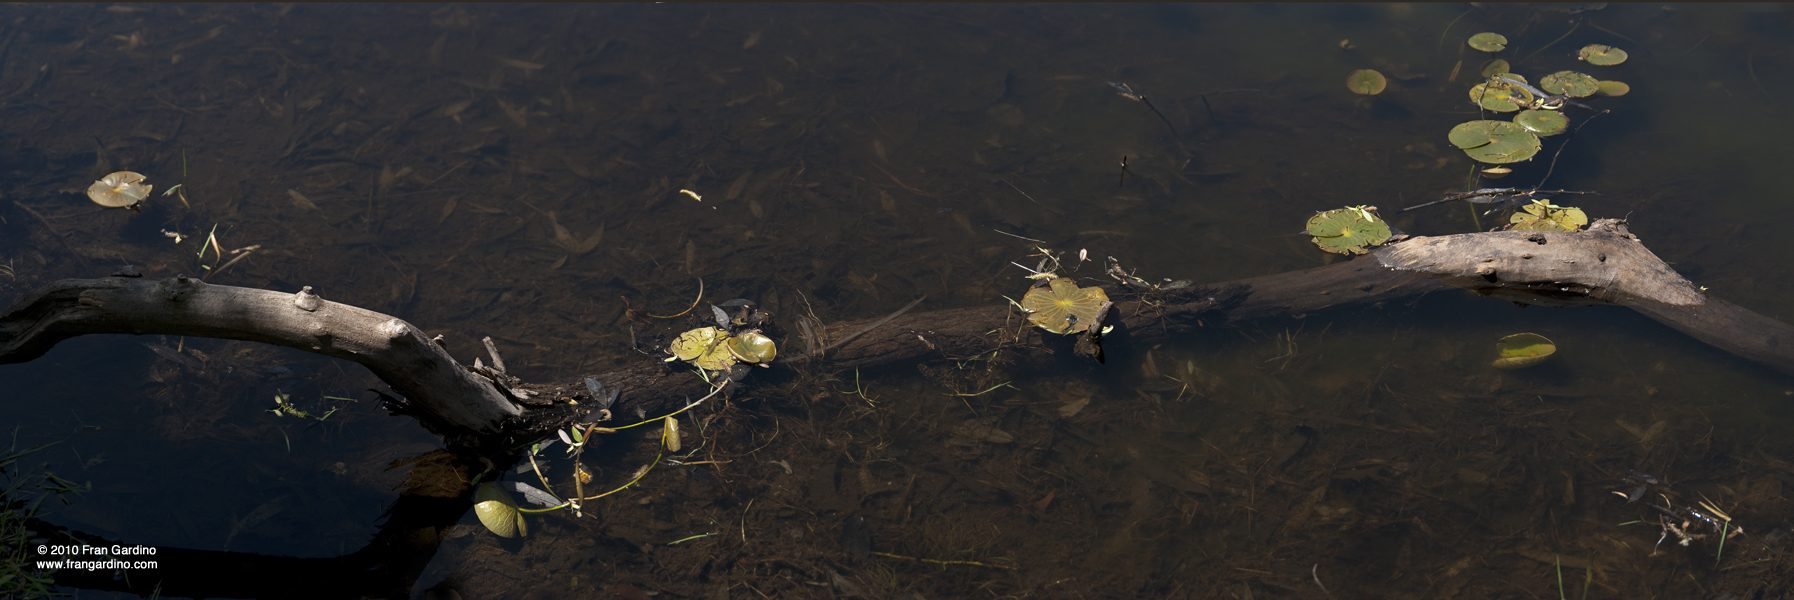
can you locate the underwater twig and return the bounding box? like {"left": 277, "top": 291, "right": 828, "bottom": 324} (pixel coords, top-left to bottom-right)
{"left": 648, "top": 277, "right": 704, "bottom": 318}
{"left": 1518, "top": 19, "right": 1579, "bottom": 67}
{"left": 1109, "top": 82, "right": 1191, "bottom": 156}
{"left": 12, "top": 201, "right": 92, "bottom": 270}
{"left": 1437, "top": 8, "right": 1475, "bottom": 56}
{"left": 992, "top": 229, "right": 1046, "bottom": 244}
{"left": 872, "top": 552, "right": 1016, "bottom": 570}
{"left": 1312, "top": 564, "right": 1334, "bottom": 599}
{"left": 946, "top": 381, "right": 1015, "bottom": 397}
{"left": 998, "top": 179, "right": 1061, "bottom": 214}
{"left": 1531, "top": 108, "right": 1609, "bottom": 191}
{"left": 204, "top": 246, "right": 259, "bottom": 281}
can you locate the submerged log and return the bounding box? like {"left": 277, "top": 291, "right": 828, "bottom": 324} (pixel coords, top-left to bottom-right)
{"left": 2, "top": 220, "right": 1789, "bottom": 449}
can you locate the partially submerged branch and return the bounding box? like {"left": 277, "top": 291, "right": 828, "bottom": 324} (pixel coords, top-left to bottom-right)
{"left": 2, "top": 218, "right": 1788, "bottom": 451}
{"left": 0, "top": 275, "right": 522, "bottom": 438}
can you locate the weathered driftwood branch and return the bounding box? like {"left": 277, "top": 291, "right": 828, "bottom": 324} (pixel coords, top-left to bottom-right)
{"left": 0, "top": 275, "right": 522, "bottom": 437}
{"left": 3, "top": 219, "right": 1789, "bottom": 450}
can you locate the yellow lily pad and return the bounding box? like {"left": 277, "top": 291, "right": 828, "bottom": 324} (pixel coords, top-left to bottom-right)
{"left": 1492, "top": 333, "right": 1556, "bottom": 369}
{"left": 473, "top": 482, "right": 528, "bottom": 538}
{"left": 668, "top": 327, "right": 737, "bottom": 371}
{"left": 1509, "top": 200, "right": 1587, "bottom": 232}
{"left": 1021, "top": 277, "right": 1110, "bottom": 335}
{"left": 725, "top": 331, "right": 778, "bottom": 364}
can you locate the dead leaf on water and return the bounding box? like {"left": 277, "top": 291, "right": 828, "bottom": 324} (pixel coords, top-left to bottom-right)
{"left": 496, "top": 99, "right": 528, "bottom": 128}
{"left": 438, "top": 196, "right": 457, "bottom": 224}
{"left": 546, "top": 211, "right": 603, "bottom": 255}
{"left": 1615, "top": 418, "right": 1667, "bottom": 445}
{"left": 501, "top": 58, "right": 545, "bottom": 72}
{"left": 287, "top": 189, "right": 317, "bottom": 210}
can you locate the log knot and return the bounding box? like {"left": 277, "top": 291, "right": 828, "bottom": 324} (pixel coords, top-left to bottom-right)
{"left": 294, "top": 286, "right": 322, "bottom": 311}
{"left": 161, "top": 275, "right": 201, "bottom": 301}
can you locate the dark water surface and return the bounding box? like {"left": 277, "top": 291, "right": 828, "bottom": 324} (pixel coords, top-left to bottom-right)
{"left": 3, "top": 3, "right": 1794, "bottom": 598}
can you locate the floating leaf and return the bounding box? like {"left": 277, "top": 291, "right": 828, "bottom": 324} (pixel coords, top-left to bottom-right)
{"left": 725, "top": 331, "right": 778, "bottom": 364}
{"left": 502, "top": 481, "right": 563, "bottom": 508}
{"left": 1492, "top": 333, "right": 1556, "bottom": 369}
{"left": 1479, "top": 59, "right": 1511, "bottom": 78}
{"left": 1539, "top": 71, "right": 1599, "bottom": 98}
{"left": 1346, "top": 69, "right": 1387, "bottom": 95}
{"left": 1595, "top": 80, "right": 1630, "bottom": 97}
{"left": 1468, "top": 32, "right": 1508, "bottom": 52}
{"left": 663, "top": 416, "right": 681, "bottom": 452}
{"left": 1467, "top": 80, "right": 1534, "bottom": 112}
{"left": 1021, "top": 277, "right": 1111, "bottom": 335}
{"left": 1481, "top": 166, "right": 1513, "bottom": 179}
{"left": 473, "top": 482, "right": 527, "bottom": 538}
{"left": 87, "top": 171, "right": 152, "bottom": 208}
{"left": 667, "top": 327, "right": 737, "bottom": 371}
{"left": 1304, "top": 206, "right": 1392, "bottom": 256}
{"left": 1513, "top": 109, "right": 1569, "bottom": 136}
{"left": 1509, "top": 200, "right": 1588, "bottom": 232}
{"left": 1448, "top": 120, "right": 1541, "bottom": 164}
{"left": 1578, "top": 44, "right": 1628, "bottom": 66}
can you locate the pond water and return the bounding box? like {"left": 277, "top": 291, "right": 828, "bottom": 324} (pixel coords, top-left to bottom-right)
{"left": 2, "top": 3, "right": 1793, "bottom": 599}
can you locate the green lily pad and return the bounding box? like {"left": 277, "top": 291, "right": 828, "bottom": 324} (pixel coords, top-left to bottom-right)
{"left": 1513, "top": 109, "right": 1569, "bottom": 136}
{"left": 1467, "top": 80, "right": 1534, "bottom": 112}
{"left": 1578, "top": 44, "right": 1628, "bottom": 66}
{"left": 1021, "top": 277, "right": 1111, "bottom": 335}
{"left": 474, "top": 482, "right": 528, "bottom": 538}
{"left": 1346, "top": 69, "right": 1387, "bottom": 95}
{"left": 1479, "top": 59, "right": 1511, "bottom": 78}
{"left": 1595, "top": 80, "right": 1630, "bottom": 97}
{"left": 1509, "top": 200, "right": 1588, "bottom": 231}
{"left": 1305, "top": 206, "right": 1392, "bottom": 256}
{"left": 667, "top": 327, "right": 738, "bottom": 371}
{"left": 1492, "top": 333, "right": 1556, "bottom": 369}
{"left": 1539, "top": 71, "right": 1599, "bottom": 98}
{"left": 1468, "top": 32, "right": 1508, "bottom": 53}
{"left": 1448, "top": 120, "right": 1541, "bottom": 164}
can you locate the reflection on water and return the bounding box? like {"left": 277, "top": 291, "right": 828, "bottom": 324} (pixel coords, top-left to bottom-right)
{"left": 2, "top": 3, "right": 1793, "bottom": 598}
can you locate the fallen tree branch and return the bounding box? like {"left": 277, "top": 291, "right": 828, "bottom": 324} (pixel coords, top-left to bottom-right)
{"left": 2, "top": 219, "right": 1788, "bottom": 451}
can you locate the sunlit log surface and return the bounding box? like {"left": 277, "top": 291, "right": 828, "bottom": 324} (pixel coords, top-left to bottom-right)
{"left": 2, "top": 219, "right": 1788, "bottom": 450}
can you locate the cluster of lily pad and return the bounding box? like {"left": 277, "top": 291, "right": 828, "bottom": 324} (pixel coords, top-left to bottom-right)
{"left": 666, "top": 326, "right": 776, "bottom": 371}
{"left": 1449, "top": 35, "right": 1630, "bottom": 169}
